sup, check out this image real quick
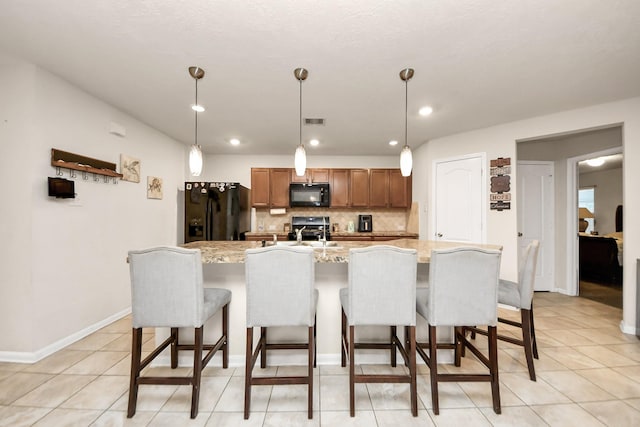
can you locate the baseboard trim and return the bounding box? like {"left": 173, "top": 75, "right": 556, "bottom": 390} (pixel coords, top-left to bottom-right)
{"left": 619, "top": 320, "right": 638, "bottom": 336}
{"left": 0, "top": 308, "right": 131, "bottom": 364}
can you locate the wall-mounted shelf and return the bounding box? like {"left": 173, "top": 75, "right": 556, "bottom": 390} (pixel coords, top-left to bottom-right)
{"left": 51, "top": 148, "right": 123, "bottom": 179}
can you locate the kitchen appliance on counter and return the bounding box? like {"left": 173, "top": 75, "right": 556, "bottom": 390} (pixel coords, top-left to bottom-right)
{"left": 289, "top": 182, "right": 330, "bottom": 207}
{"left": 358, "top": 214, "right": 373, "bottom": 232}
{"left": 184, "top": 182, "right": 250, "bottom": 243}
{"left": 287, "top": 216, "right": 331, "bottom": 241}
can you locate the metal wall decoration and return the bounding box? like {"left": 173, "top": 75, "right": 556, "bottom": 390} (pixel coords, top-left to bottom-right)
{"left": 490, "top": 157, "right": 511, "bottom": 211}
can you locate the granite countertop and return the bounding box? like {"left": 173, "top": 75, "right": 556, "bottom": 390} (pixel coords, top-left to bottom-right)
{"left": 244, "top": 231, "right": 419, "bottom": 238}
{"left": 183, "top": 239, "right": 501, "bottom": 264}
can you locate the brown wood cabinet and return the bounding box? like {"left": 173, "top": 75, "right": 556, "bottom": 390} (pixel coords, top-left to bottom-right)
{"left": 330, "top": 169, "right": 350, "bottom": 207}
{"left": 250, "top": 168, "right": 270, "bottom": 207}
{"left": 350, "top": 169, "right": 369, "bottom": 207}
{"left": 291, "top": 168, "right": 330, "bottom": 183}
{"left": 269, "top": 168, "right": 290, "bottom": 208}
{"left": 251, "top": 167, "right": 411, "bottom": 209}
{"left": 369, "top": 169, "right": 390, "bottom": 207}
{"left": 389, "top": 169, "right": 412, "bottom": 208}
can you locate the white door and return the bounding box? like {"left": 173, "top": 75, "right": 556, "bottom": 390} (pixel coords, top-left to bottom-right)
{"left": 433, "top": 154, "right": 485, "bottom": 243}
{"left": 518, "top": 161, "right": 554, "bottom": 291}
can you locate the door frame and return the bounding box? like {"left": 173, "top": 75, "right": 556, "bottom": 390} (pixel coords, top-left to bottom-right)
{"left": 566, "top": 146, "right": 623, "bottom": 296}
{"left": 431, "top": 152, "right": 487, "bottom": 243}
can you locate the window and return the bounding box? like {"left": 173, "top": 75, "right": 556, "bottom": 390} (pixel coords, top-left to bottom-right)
{"left": 578, "top": 187, "right": 595, "bottom": 233}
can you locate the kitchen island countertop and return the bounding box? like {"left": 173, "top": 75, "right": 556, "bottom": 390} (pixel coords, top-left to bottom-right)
{"left": 183, "top": 239, "right": 501, "bottom": 264}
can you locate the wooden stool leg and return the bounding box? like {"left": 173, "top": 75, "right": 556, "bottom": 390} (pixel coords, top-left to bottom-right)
{"left": 390, "top": 325, "right": 397, "bottom": 367}
{"left": 408, "top": 326, "right": 417, "bottom": 417}
{"left": 488, "top": 325, "right": 501, "bottom": 414}
{"left": 260, "top": 327, "right": 267, "bottom": 368}
{"left": 244, "top": 327, "right": 253, "bottom": 420}
{"left": 170, "top": 327, "right": 179, "bottom": 369}
{"left": 127, "top": 328, "right": 142, "bottom": 418}
{"left": 308, "top": 326, "right": 314, "bottom": 419}
{"left": 349, "top": 325, "right": 356, "bottom": 417}
{"left": 428, "top": 325, "right": 439, "bottom": 415}
{"left": 314, "top": 315, "right": 317, "bottom": 368}
{"left": 521, "top": 309, "right": 536, "bottom": 381}
{"left": 190, "top": 327, "right": 203, "bottom": 419}
{"left": 529, "top": 306, "right": 539, "bottom": 359}
{"left": 341, "top": 308, "right": 347, "bottom": 367}
{"left": 222, "top": 304, "right": 229, "bottom": 369}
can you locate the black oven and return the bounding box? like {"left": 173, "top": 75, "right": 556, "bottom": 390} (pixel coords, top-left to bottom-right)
{"left": 289, "top": 183, "right": 330, "bottom": 207}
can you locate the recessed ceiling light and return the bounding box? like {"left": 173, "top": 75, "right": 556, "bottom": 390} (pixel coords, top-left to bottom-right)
{"left": 419, "top": 106, "right": 433, "bottom": 116}
{"left": 192, "top": 104, "right": 205, "bottom": 112}
{"left": 586, "top": 157, "right": 605, "bottom": 167}
{"left": 389, "top": 140, "right": 398, "bottom": 146}
{"left": 230, "top": 138, "right": 240, "bottom": 146}
{"left": 309, "top": 139, "right": 319, "bottom": 146}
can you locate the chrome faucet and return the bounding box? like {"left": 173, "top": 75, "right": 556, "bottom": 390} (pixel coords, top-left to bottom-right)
{"left": 295, "top": 226, "right": 306, "bottom": 244}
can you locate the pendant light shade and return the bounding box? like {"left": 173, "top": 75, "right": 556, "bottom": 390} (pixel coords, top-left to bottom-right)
{"left": 189, "top": 144, "right": 203, "bottom": 176}
{"left": 188, "top": 66, "right": 205, "bottom": 177}
{"left": 294, "top": 67, "right": 308, "bottom": 177}
{"left": 399, "top": 68, "right": 414, "bottom": 177}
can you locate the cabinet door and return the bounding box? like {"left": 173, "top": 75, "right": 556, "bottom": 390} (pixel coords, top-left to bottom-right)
{"left": 330, "top": 169, "right": 350, "bottom": 207}
{"left": 369, "top": 169, "right": 390, "bottom": 207}
{"left": 311, "top": 168, "right": 330, "bottom": 183}
{"left": 350, "top": 169, "right": 370, "bottom": 207}
{"left": 270, "top": 168, "right": 290, "bottom": 208}
{"left": 251, "top": 168, "right": 270, "bottom": 207}
{"left": 389, "top": 169, "right": 412, "bottom": 208}
{"left": 290, "top": 168, "right": 308, "bottom": 183}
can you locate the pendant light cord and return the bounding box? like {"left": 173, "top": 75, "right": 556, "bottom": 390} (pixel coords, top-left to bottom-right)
{"left": 404, "top": 77, "right": 408, "bottom": 149}
{"left": 299, "top": 78, "right": 303, "bottom": 147}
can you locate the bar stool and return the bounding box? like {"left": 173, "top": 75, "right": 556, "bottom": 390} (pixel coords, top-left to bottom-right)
{"left": 127, "top": 247, "right": 230, "bottom": 419}
{"left": 340, "top": 245, "right": 418, "bottom": 417}
{"left": 244, "top": 245, "right": 318, "bottom": 419}
{"left": 468, "top": 240, "right": 540, "bottom": 380}
{"left": 416, "top": 247, "right": 502, "bottom": 415}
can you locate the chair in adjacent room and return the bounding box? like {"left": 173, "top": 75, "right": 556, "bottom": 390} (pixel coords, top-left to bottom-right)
{"left": 340, "top": 245, "right": 418, "bottom": 417}
{"left": 244, "top": 245, "right": 318, "bottom": 419}
{"left": 127, "top": 246, "right": 231, "bottom": 419}
{"left": 468, "top": 240, "right": 540, "bottom": 380}
{"left": 416, "top": 247, "right": 502, "bottom": 415}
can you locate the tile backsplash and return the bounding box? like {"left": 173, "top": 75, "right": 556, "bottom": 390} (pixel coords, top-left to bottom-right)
{"left": 254, "top": 208, "right": 409, "bottom": 233}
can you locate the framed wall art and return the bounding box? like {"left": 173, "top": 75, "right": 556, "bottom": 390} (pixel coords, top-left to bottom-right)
{"left": 120, "top": 154, "right": 140, "bottom": 183}
{"left": 147, "top": 176, "right": 163, "bottom": 199}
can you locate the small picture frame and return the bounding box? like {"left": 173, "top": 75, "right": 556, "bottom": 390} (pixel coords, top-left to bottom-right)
{"left": 120, "top": 154, "right": 140, "bottom": 183}
{"left": 283, "top": 223, "right": 291, "bottom": 232}
{"left": 147, "top": 176, "right": 163, "bottom": 199}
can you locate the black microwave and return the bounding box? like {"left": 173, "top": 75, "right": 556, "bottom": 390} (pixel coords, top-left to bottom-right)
{"left": 289, "top": 183, "right": 330, "bottom": 207}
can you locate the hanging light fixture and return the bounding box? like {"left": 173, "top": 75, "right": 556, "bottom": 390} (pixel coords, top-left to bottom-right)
{"left": 188, "top": 66, "right": 205, "bottom": 176}
{"left": 399, "top": 68, "right": 414, "bottom": 177}
{"left": 293, "top": 68, "right": 308, "bottom": 177}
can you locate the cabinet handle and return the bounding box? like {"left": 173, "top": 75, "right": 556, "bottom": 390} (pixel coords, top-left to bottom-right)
{"left": 437, "top": 233, "right": 443, "bottom": 238}
{"left": 518, "top": 232, "right": 523, "bottom": 237}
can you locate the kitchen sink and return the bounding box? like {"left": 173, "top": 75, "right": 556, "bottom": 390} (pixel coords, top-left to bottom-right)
{"left": 267, "top": 241, "right": 341, "bottom": 249}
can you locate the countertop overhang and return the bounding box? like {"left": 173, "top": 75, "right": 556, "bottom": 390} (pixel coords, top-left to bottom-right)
{"left": 183, "top": 239, "right": 502, "bottom": 264}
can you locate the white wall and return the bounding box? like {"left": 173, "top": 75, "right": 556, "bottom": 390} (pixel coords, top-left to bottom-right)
{"left": 0, "top": 61, "right": 186, "bottom": 359}
{"left": 413, "top": 97, "right": 640, "bottom": 334}
{"left": 580, "top": 168, "right": 623, "bottom": 235}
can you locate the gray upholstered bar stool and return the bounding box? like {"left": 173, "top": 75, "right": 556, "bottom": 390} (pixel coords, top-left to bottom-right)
{"left": 416, "top": 247, "right": 502, "bottom": 415}
{"left": 340, "top": 245, "right": 418, "bottom": 417}
{"left": 468, "top": 240, "right": 540, "bottom": 380}
{"left": 244, "top": 245, "right": 318, "bottom": 420}
{"left": 127, "top": 246, "right": 231, "bottom": 419}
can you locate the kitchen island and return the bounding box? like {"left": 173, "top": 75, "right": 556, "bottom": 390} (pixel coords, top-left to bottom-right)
{"left": 161, "top": 239, "right": 501, "bottom": 367}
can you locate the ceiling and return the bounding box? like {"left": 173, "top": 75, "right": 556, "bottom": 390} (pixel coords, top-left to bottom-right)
{"left": 2, "top": 1, "right": 640, "bottom": 156}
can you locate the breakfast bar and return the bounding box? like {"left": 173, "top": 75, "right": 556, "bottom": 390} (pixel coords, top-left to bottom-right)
{"left": 159, "top": 239, "right": 501, "bottom": 367}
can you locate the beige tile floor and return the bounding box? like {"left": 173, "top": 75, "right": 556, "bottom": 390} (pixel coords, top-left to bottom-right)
{"left": 1, "top": 292, "right": 639, "bottom": 426}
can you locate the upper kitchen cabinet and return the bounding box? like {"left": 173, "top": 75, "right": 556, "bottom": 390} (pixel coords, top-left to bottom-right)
{"left": 291, "top": 168, "right": 330, "bottom": 183}
{"left": 330, "top": 169, "right": 350, "bottom": 207}
{"left": 350, "top": 169, "right": 369, "bottom": 207}
{"left": 250, "top": 168, "right": 270, "bottom": 207}
{"left": 389, "top": 169, "right": 412, "bottom": 208}
{"left": 269, "top": 168, "right": 290, "bottom": 208}
{"left": 370, "top": 169, "right": 412, "bottom": 208}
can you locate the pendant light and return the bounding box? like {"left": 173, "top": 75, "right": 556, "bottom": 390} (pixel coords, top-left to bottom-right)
{"left": 188, "top": 66, "right": 205, "bottom": 176}
{"left": 294, "top": 68, "right": 308, "bottom": 177}
{"left": 399, "top": 68, "right": 414, "bottom": 177}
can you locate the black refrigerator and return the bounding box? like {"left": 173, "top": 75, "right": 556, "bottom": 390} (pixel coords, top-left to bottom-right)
{"left": 184, "top": 182, "right": 250, "bottom": 243}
